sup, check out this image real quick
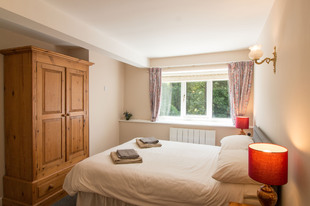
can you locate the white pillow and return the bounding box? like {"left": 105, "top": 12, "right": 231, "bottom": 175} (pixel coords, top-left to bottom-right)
{"left": 220, "top": 135, "right": 254, "bottom": 150}
{"left": 212, "top": 149, "right": 259, "bottom": 184}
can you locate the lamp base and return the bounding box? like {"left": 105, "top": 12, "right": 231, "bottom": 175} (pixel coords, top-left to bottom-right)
{"left": 239, "top": 129, "right": 246, "bottom": 135}
{"left": 257, "top": 184, "right": 278, "bottom": 206}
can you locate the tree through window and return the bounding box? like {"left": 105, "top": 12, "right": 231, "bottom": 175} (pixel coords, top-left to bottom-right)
{"left": 159, "top": 79, "right": 231, "bottom": 121}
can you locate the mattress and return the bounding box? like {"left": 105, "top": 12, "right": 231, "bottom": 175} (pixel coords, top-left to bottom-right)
{"left": 63, "top": 139, "right": 259, "bottom": 206}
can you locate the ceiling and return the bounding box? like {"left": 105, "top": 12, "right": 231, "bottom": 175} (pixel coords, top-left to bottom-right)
{"left": 40, "top": 0, "right": 275, "bottom": 58}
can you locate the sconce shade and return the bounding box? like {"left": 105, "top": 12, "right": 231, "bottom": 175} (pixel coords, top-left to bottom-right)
{"left": 249, "top": 45, "right": 264, "bottom": 60}
{"left": 248, "top": 143, "right": 288, "bottom": 185}
{"left": 248, "top": 45, "right": 277, "bottom": 73}
{"left": 235, "top": 116, "right": 249, "bottom": 129}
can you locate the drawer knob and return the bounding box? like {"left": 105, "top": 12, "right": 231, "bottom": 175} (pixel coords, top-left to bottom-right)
{"left": 48, "top": 184, "right": 54, "bottom": 190}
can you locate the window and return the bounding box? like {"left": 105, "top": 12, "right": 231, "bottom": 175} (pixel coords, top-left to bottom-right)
{"left": 159, "top": 67, "right": 231, "bottom": 122}
{"left": 160, "top": 82, "right": 181, "bottom": 116}
{"left": 186, "top": 81, "right": 206, "bottom": 115}
{"left": 212, "top": 80, "right": 230, "bottom": 118}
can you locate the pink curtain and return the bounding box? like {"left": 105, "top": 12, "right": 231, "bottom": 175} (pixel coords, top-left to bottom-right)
{"left": 149, "top": 67, "right": 162, "bottom": 122}
{"left": 228, "top": 61, "right": 254, "bottom": 124}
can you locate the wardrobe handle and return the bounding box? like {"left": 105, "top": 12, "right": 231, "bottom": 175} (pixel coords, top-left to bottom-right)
{"left": 61, "top": 114, "right": 66, "bottom": 117}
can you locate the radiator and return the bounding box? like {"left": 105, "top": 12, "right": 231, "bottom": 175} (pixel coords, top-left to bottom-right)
{"left": 169, "top": 128, "right": 216, "bottom": 146}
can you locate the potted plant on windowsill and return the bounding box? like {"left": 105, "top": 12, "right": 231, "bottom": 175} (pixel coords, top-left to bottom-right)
{"left": 123, "top": 111, "right": 133, "bottom": 120}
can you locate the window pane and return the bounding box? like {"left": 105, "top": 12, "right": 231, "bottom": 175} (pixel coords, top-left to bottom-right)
{"left": 212, "top": 81, "right": 230, "bottom": 118}
{"left": 186, "top": 82, "right": 206, "bottom": 115}
{"left": 160, "top": 82, "right": 181, "bottom": 116}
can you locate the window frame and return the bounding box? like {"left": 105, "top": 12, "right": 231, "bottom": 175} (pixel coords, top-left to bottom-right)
{"left": 158, "top": 78, "right": 231, "bottom": 123}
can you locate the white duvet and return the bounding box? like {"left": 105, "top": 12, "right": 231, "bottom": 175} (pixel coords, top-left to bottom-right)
{"left": 63, "top": 139, "right": 258, "bottom": 206}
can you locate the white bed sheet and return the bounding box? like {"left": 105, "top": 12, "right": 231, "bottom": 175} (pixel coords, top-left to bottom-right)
{"left": 63, "top": 139, "right": 259, "bottom": 206}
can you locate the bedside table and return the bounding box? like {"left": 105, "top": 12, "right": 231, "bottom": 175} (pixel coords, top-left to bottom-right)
{"left": 229, "top": 202, "right": 255, "bottom": 206}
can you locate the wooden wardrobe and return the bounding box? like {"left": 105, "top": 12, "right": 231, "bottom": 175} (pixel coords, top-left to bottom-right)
{"left": 0, "top": 46, "right": 93, "bottom": 205}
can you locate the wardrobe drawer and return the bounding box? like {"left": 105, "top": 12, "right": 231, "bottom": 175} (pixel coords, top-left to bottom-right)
{"left": 37, "top": 174, "right": 66, "bottom": 198}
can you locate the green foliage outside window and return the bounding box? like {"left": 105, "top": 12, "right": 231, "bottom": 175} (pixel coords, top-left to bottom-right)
{"left": 159, "top": 80, "right": 230, "bottom": 119}
{"left": 186, "top": 82, "right": 206, "bottom": 115}
{"left": 212, "top": 81, "right": 230, "bottom": 118}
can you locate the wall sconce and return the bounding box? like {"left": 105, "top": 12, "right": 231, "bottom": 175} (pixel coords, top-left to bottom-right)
{"left": 248, "top": 45, "right": 277, "bottom": 73}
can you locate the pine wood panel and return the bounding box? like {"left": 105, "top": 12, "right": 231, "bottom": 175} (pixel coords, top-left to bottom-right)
{"left": 69, "top": 72, "right": 84, "bottom": 111}
{"left": 34, "top": 166, "right": 73, "bottom": 203}
{"left": 3, "top": 167, "right": 71, "bottom": 205}
{"left": 3, "top": 52, "right": 34, "bottom": 180}
{"left": 0, "top": 46, "right": 93, "bottom": 67}
{"left": 66, "top": 68, "right": 89, "bottom": 161}
{"left": 42, "top": 119, "right": 64, "bottom": 164}
{"left": 37, "top": 173, "right": 66, "bottom": 199}
{"left": 2, "top": 190, "right": 67, "bottom": 206}
{"left": 67, "top": 115, "right": 85, "bottom": 159}
{"left": 3, "top": 176, "right": 34, "bottom": 204}
{"left": 1, "top": 46, "right": 92, "bottom": 206}
{"left": 36, "top": 63, "right": 66, "bottom": 179}
{"left": 229, "top": 202, "right": 254, "bottom": 206}
{"left": 42, "top": 66, "right": 63, "bottom": 113}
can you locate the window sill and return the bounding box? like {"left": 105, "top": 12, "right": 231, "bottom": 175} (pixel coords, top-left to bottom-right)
{"left": 119, "top": 119, "right": 236, "bottom": 128}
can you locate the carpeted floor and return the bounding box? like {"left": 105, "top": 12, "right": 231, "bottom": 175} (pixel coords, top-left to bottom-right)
{"left": 52, "top": 194, "right": 77, "bottom": 206}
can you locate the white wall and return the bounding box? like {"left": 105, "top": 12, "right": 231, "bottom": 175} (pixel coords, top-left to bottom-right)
{"left": 124, "top": 65, "right": 151, "bottom": 120}
{"left": 120, "top": 121, "right": 251, "bottom": 146}
{"left": 0, "top": 27, "right": 124, "bottom": 203}
{"left": 254, "top": 0, "right": 310, "bottom": 205}
{"left": 89, "top": 50, "right": 125, "bottom": 155}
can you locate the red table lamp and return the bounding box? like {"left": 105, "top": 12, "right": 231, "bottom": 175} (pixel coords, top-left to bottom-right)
{"left": 248, "top": 143, "right": 288, "bottom": 206}
{"left": 235, "top": 116, "right": 249, "bottom": 135}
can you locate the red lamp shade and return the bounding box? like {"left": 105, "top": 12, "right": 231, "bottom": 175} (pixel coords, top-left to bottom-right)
{"left": 248, "top": 143, "right": 288, "bottom": 185}
{"left": 235, "top": 116, "right": 249, "bottom": 129}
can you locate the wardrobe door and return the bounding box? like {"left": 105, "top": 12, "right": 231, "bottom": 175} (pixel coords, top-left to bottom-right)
{"left": 36, "top": 63, "right": 66, "bottom": 177}
{"left": 66, "top": 68, "right": 88, "bottom": 161}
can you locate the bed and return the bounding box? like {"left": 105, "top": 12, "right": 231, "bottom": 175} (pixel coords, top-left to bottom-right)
{"left": 63, "top": 126, "right": 269, "bottom": 206}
